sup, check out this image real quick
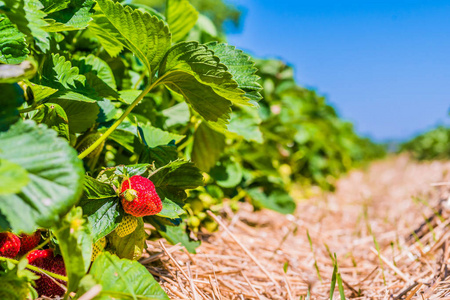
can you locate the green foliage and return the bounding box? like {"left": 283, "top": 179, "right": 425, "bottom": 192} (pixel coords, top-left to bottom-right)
{"left": 399, "top": 126, "right": 450, "bottom": 160}
{"left": 189, "top": 0, "right": 241, "bottom": 32}
{"left": 80, "top": 252, "right": 170, "bottom": 300}
{"left": 90, "top": 0, "right": 171, "bottom": 74}
{"left": 44, "top": 0, "right": 95, "bottom": 32}
{"left": 247, "top": 188, "right": 296, "bottom": 215}
{"left": 159, "top": 41, "right": 253, "bottom": 106}
{"left": 52, "top": 207, "right": 92, "bottom": 293}
{"left": 0, "top": 259, "right": 38, "bottom": 300}
{"left": 206, "top": 42, "right": 262, "bottom": 104}
{"left": 80, "top": 176, "right": 123, "bottom": 242}
{"left": 191, "top": 122, "right": 225, "bottom": 171}
{"left": 0, "top": 83, "right": 24, "bottom": 131}
{"left": 166, "top": 0, "right": 198, "bottom": 42}
{"left": 108, "top": 217, "right": 146, "bottom": 260}
{"left": 0, "top": 160, "right": 29, "bottom": 195}
{"left": 32, "top": 103, "right": 70, "bottom": 140}
{"left": 0, "top": 120, "right": 84, "bottom": 233}
{"left": 0, "top": 0, "right": 383, "bottom": 297}
{"left": 1, "top": 0, "right": 50, "bottom": 52}
{"left": 0, "top": 14, "right": 28, "bottom": 64}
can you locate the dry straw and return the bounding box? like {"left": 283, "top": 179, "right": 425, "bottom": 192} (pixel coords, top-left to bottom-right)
{"left": 139, "top": 155, "right": 450, "bottom": 299}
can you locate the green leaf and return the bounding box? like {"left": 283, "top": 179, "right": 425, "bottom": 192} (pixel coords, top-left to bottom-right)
{"left": 157, "top": 199, "right": 185, "bottom": 219}
{"left": 41, "top": 54, "right": 104, "bottom": 118}
{"left": 206, "top": 42, "right": 262, "bottom": 104}
{"left": 52, "top": 207, "right": 92, "bottom": 294}
{"left": 191, "top": 122, "right": 225, "bottom": 172}
{"left": 107, "top": 124, "right": 137, "bottom": 153}
{"left": 119, "top": 89, "right": 141, "bottom": 105}
{"left": 32, "top": 103, "right": 70, "bottom": 140}
{"left": 210, "top": 158, "right": 242, "bottom": 188}
{"left": 108, "top": 217, "right": 145, "bottom": 260}
{"left": 42, "top": 54, "right": 115, "bottom": 114}
{"left": 246, "top": 188, "right": 296, "bottom": 215}
{"left": 98, "top": 164, "right": 150, "bottom": 181}
{"left": 149, "top": 160, "right": 204, "bottom": 204}
{"left": 25, "top": 81, "right": 58, "bottom": 103}
{"left": 138, "top": 144, "right": 178, "bottom": 167}
{"left": 227, "top": 107, "right": 263, "bottom": 143}
{"left": 0, "top": 120, "right": 84, "bottom": 233}
{"left": 40, "top": 0, "right": 70, "bottom": 14}
{"left": 2, "top": 0, "right": 50, "bottom": 52}
{"left": 166, "top": 0, "right": 198, "bottom": 42}
{"left": 158, "top": 70, "right": 231, "bottom": 126}
{"left": 79, "top": 176, "right": 122, "bottom": 242}
{"left": 0, "top": 14, "right": 29, "bottom": 64}
{"left": 44, "top": 0, "right": 95, "bottom": 32}
{"left": 84, "top": 252, "right": 170, "bottom": 300}
{"left": 159, "top": 41, "right": 250, "bottom": 106}
{"left": 150, "top": 219, "right": 200, "bottom": 253}
{"left": 75, "top": 54, "right": 117, "bottom": 89}
{"left": 49, "top": 98, "right": 99, "bottom": 133}
{"left": 83, "top": 175, "right": 116, "bottom": 200}
{"left": 90, "top": 0, "right": 171, "bottom": 74}
{"left": 0, "top": 83, "right": 24, "bottom": 132}
{"left": 42, "top": 53, "right": 87, "bottom": 91}
{"left": 138, "top": 123, "right": 185, "bottom": 148}
{"left": 0, "top": 159, "right": 29, "bottom": 195}
{"left": 161, "top": 101, "right": 190, "bottom": 128}
{"left": 337, "top": 272, "right": 346, "bottom": 300}
{"left": 330, "top": 261, "right": 338, "bottom": 300}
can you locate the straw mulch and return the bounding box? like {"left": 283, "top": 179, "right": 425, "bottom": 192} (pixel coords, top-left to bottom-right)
{"left": 142, "top": 155, "right": 450, "bottom": 299}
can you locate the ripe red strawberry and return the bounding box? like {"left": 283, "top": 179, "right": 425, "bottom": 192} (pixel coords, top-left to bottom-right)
{"left": 0, "top": 232, "right": 20, "bottom": 258}
{"left": 120, "top": 175, "right": 162, "bottom": 217}
{"left": 18, "top": 230, "right": 40, "bottom": 256}
{"left": 27, "top": 249, "right": 66, "bottom": 297}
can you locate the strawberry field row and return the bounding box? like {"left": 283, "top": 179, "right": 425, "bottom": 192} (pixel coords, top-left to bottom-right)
{"left": 0, "top": 0, "right": 384, "bottom": 298}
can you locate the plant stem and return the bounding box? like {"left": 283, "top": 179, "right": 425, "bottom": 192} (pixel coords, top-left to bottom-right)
{"left": 0, "top": 256, "right": 68, "bottom": 282}
{"left": 78, "top": 80, "right": 158, "bottom": 159}
{"left": 78, "top": 70, "right": 173, "bottom": 159}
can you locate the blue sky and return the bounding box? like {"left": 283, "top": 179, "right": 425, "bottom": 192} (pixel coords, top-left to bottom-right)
{"left": 226, "top": 0, "right": 450, "bottom": 141}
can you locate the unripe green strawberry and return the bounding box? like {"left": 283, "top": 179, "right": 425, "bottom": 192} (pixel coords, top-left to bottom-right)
{"left": 120, "top": 176, "right": 162, "bottom": 217}
{"left": 91, "top": 237, "right": 106, "bottom": 261}
{"left": 18, "top": 230, "right": 41, "bottom": 256}
{"left": 75, "top": 131, "right": 105, "bottom": 158}
{"left": 115, "top": 216, "right": 138, "bottom": 237}
{"left": 0, "top": 232, "right": 20, "bottom": 258}
{"left": 27, "top": 249, "right": 66, "bottom": 297}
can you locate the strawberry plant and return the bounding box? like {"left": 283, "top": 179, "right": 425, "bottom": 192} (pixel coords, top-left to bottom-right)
{"left": 0, "top": 0, "right": 262, "bottom": 298}
{"left": 0, "top": 0, "right": 384, "bottom": 298}
{"left": 400, "top": 126, "right": 450, "bottom": 160}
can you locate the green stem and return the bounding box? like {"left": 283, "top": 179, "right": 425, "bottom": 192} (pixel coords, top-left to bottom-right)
{"left": 133, "top": 72, "right": 147, "bottom": 90}
{"left": 78, "top": 77, "right": 162, "bottom": 159}
{"left": 0, "top": 256, "right": 68, "bottom": 282}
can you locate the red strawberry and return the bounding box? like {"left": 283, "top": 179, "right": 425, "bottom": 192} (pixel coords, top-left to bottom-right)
{"left": 18, "top": 230, "right": 40, "bottom": 256}
{"left": 0, "top": 232, "right": 20, "bottom": 258}
{"left": 120, "top": 175, "right": 162, "bottom": 217}
{"left": 27, "top": 249, "right": 66, "bottom": 297}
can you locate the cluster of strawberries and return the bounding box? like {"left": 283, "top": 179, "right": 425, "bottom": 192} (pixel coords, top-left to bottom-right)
{"left": 0, "top": 176, "right": 161, "bottom": 298}
{"left": 0, "top": 231, "right": 66, "bottom": 297}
